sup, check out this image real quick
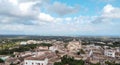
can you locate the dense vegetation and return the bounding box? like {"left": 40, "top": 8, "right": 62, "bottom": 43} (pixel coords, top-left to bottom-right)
{"left": 54, "top": 55, "right": 120, "bottom": 65}
{"left": 0, "top": 42, "right": 18, "bottom": 50}
{"left": 105, "top": 61, "right": 120, "bottom": 65}
{"left": 54, "top": 55, "right": 85, "bottom": 65}
{"left": 0, "top": 43, "right": 52, "bottom": 55}
{"left": 90, "top": 63, "right": 101, "bottom": 65}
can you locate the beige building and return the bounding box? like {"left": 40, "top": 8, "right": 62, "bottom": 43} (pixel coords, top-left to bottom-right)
{"left": 67, "top": 39, "right": 82, "bottom": 52}
{"left": 104, "top": 49, "right": 116, "bottom": 57}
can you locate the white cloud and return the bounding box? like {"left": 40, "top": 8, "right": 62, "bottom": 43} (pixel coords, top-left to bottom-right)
{"left": 0, "top": 0, "right": 71, "bottom": 26}
{"left": 102, "top": 4, "right": 120, "bottom": 19}
{"left": 91, "top": 0, "right": 116, "bottom": 3}
{"left": 93, "top": 4, "right": 120, "bottom": 24}
{"left": 65, "top": 17, "right": 72, "bottom": 22}
{"left": 0, "top": 24, "right": 33, "bottom": 32}
{"left": 0, "top": 0, "right": 120, "bottom": 36}
{"left": 38, "top": 13, "right": 54, "bottom": 22}
{"left": 45, "top": 2, "right": 80, "bottom": 16}
{"left": 0, "top": 0, "right": 38, "bottom": 18}
{"left": 0, "top": 0, "right": 56, "bottom": 25}
{"left": 99, "top": 0, "right": 115, "bottom": 2}
{"left": 9, "top": 0, "right": 18, "bottom": 5}
{"left": 103, "top": 4, "right": 114, "bottom": 13}
{"left": 19, "top": 2, "right": 36, "bottom": 14}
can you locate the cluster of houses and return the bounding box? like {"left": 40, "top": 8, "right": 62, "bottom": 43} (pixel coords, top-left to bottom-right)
{"left": 0, "top": 39, "right": 120, "bottom": 65}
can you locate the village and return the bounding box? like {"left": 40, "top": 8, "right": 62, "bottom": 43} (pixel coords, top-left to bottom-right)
{"left": 0, "top": 38, "right": 120, "bottom": 65}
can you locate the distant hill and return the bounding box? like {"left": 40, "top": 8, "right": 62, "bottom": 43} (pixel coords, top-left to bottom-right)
{"left": 0, "top": 35, "right": 72, "bottom": 40}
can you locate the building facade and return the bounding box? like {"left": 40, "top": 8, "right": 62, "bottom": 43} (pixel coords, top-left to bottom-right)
{"left": 67, "top": 39, "right": 82, "bottom": 52}
{"left": 104, "top": 50, "right": 115, "bottom": 57}
{"left": 24, "top": 58, "right": 48, "bottom": 65}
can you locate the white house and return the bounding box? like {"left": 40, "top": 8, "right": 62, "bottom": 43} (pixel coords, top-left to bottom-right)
{"left": 24, "top": 57, "right": 48, "bottom": 65}
{"left": 49, "top": 46, "right": 58, "bottom": 52}
{"left": 38, "top": 46, "right": 49, "bottom": 51}
{"left": 104, "top": 49, "right": 115, "bottom": 57}
{"left": 20, "top": 41, "right": 27, "bottom": 45}
{"left": 23, "top": 50, "right": 56, "bottom": 65}
{"left": 27, "top": 40, "right": 37, "bottom": 44}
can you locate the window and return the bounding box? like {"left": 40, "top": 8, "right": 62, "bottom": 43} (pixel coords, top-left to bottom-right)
{"left": 32, "top": 63, "right": 34, "bottom": 65}
{"left": 38, "top": 63, "right": 40, "bottom": 65}
{"left": 36, "top": 63, "right": 40, "bottom": 65}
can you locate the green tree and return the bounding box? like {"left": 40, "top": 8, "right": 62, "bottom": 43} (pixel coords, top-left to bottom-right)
{"left": 54, "top": 55, "right": 84, "bottom": 65}
{"left": 54, "top": 62, "right": 64, "bottom": 65}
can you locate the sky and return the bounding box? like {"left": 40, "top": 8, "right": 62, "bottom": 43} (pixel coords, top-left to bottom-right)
{"left": 0, "top": 0, "right": 120, "bottom": 36}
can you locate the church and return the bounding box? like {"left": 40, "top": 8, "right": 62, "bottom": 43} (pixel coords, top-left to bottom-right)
{"left": 67, "top": 39, "right": 82, "bottom": 52}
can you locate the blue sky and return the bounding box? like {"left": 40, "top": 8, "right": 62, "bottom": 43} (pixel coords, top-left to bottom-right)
{"left": 0, "top": 0, "right": 120, "bottom": 36}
